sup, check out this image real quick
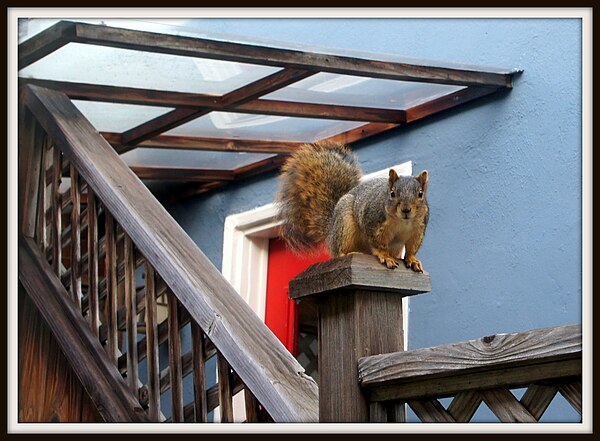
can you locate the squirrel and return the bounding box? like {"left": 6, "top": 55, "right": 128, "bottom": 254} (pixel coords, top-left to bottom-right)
{"left": 276, "top": 141, "right": 429, "bottom": 272}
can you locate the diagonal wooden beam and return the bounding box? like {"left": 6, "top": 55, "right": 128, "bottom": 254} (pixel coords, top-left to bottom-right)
{"left": 18, "top": 21, "right": 76, "bottom": 70}
{"left": 120, "top": 68, "right": 315, "bottom": 146}
{"left": 62, "top": 20, "right": 513, "bottom": 88}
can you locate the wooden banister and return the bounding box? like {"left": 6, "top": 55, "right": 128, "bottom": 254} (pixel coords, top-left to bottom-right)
{"left": 21, "top": 83, "right": 319, "bottom": 423}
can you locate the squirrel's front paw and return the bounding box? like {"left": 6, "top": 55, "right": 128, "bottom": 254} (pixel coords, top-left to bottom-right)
{"left": 404, "top": 256, "right": 424, "bottom": 273}
{"left": 379, "top": 255, "right": 399, "bottom": 269}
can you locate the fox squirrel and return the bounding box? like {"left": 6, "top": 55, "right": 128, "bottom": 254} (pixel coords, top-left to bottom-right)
{"left": 276, "top": 141, "right": 429, "bottom": 272}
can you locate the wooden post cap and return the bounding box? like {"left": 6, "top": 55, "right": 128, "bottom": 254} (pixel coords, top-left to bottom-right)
{"left": 289, "top": 253, "right": 431, "bottom": 300}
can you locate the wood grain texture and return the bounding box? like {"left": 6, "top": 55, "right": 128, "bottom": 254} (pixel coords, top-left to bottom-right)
{"left": 124, "top": 234, "right": 139, "bottom": 394}
{"left": 360, "top": 324, "right": 581, "bottom": 403}
{"left": 104, "top": 211, "right": 118, "bottom": 364}
{"left": 144, "top": 264, "right": 161, "bottom": 422}
{"left": 64, "top": 20, "right": 513, "bottom": 87}
{"left": 51, "top": 144, "right": 62, "bottom": 275}
{"left": 191, "top": 322, "right": 208, "bottom": 423}
{"left": 19, "top": 236, "right": 149, "bottom": 422}
{"left": 558, "top": 380, "right": 582, "bottom": 415}
{"left": 217, "top": 352, "right": 234, "bottom": 423}
{"left": 86, "top": 188, "right": 99, "bottom": 335}
{"left": 317, "top": 289, "right": 405, "bottom": 422}
{"left": 130, "top": 165, "right": 235, "bottom": 182}
{"left": 519, "top": 384, "right": 558, "bottom": 420}
{"left": 167, "top": 291, "right": 184, "bottom": 422}
{"left": 407, "top": 399, "right": 456, "bottom": 423}
{"left": 289, "top": 252, "right": 431, "bottom": 300}
{"left": 22, "top": 84, "right": 318, "bottom": 423}
{"left": 18, "top": 20, "right": 75, "bottom": 70}
{"left": 69, "top": 165, "right": 82, "bottom": 308}
{"left": 480, "top": 388, "right": 536, "bottom": 423}
{"left": 447, "top": 390, "right": 483, "bottom": 422}
{"left": 20, "top": 78, "right": 406, "bottom": 123}
{"left": 18, "top": 285, "right": 102, "bottom": 423}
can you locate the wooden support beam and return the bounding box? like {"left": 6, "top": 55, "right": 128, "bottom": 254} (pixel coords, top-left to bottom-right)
{"left": 120, "top": 68, "right": 314, "bottom": 146}
{"left": 102, "top": 132, "right": 303, "bottom": 155}
{"left": 130, "top": 165, "right": 236, "bottom": 182}
{"left": 18, "top": 21, "right": 75, "bottom": 70}
{"left": 59, "top": 20, "right": 513, "bottom": 88}
{"left": 21, "top": 78, "right": 407, "bottom": 124}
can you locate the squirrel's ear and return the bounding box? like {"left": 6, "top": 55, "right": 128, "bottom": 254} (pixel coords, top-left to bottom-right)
{"left": 388, "top": 169, "right": 399, "bottom": 190}
{"left": 416, "top": 170, "right": 428, "bottom": 194}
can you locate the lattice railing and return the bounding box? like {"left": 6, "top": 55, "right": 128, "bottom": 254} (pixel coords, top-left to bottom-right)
{"left": 18, "top": 83, "right": 318, "bottom": 423}
{"left": 358, "top": 324, "right": 582, "bottom": 423}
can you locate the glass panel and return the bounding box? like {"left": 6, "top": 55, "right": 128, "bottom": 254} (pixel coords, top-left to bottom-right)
{"left": 122, "top": 148, "right": 275, "bottom": 170}
{"left": 263, "top": 73, "right": 465, "bottom": 110}
{"left": 166, "top": 112, "right": 365, "bottom": 142}
{"left": 20, "top": 42, "right": 282, "bottom": 95}
{"left": 71, "top": 100, "right": 174, "bottom": 133}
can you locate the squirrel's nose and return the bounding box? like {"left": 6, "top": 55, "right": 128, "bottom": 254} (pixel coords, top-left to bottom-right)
{"left": 401, "top": 207, "right": 411, "bottom": 214}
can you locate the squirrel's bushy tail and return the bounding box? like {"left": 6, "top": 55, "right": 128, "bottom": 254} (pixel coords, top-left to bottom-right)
{"left": 276, "top": 141, "right": 363, "bottom": 254}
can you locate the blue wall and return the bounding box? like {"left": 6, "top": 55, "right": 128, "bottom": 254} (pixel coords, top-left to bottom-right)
{"left": 167, "top": 18, "right": 582, "bottom": 421}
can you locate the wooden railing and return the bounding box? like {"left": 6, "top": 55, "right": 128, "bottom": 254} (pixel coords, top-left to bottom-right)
{"left": 18, "top": 84, "right": 318, "bottom": 423}
{"left": 288, "top": 254, "right": 582, "bottom": 423}
{"left": 358, "top": 324, "right": 582, "bottom": 423}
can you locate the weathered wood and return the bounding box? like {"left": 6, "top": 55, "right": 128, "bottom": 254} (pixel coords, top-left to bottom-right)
{"left": 405, "top": 86, "right": 498, "bottom": 123}
{"left": 407, "top": 399, "right": 456, "bottom": 423}
{"left": 480, "top": 388, "right": 536, "bottom": 423}
{"left": 317, "top": 289, "right": 405, "bottom": 422}
{"left": 51, "top": 144, "right": 62, "bottom": 275}
{"left": 124, "top": 234, "right": 139, "bottom": 393}
{"left": 519, "top": 384, "right": 558, "bottom": 421}
{"left": 557, "top": 380, "right": 582, "bottom": 415}
{"left": 167, "top": 291, "right": 184, "bottom": 422}
{"left": 86, "top": 188, "right": 99, "bottom": 335}
{"left": 130, "top": 165, "right": 235, "bottom": 182}
{"left": 191, "top": 322, "right": 208, "bottom": 423}
{"left": 217, "top": 352, "right": 234, "bottom": 423}
{"left": 369, "top": 401, "right": 388, "bottom": 423}
{"left": 389, "top": 403, "right": 406, "bottom": 423}
{"left": 18, "top": 284, "right": 103, "bottom": 423}
{"left": 18, "top": 236, "right": 149, "bottom": 422}
{"left": 18, "top": 20, "right": 75, "bottom": 70}
{"left": 20, "top": 78, "right": 406, "bottom": 123}
{"left": 69, "top": 165, "right": 82, "bottom": 308}
{"left": 289, "top": 253, "right": 431, "bottom": 300}
{"left": 22, "top": 84, "right": 318, "bottom": 422}
{"left": 324, "top": 122, "right": 402, "bottom": 146}
{"left": 360, "top": 324, "right": 581, "bottom": 403}
{"left": 104, "top": 211, "right": 118, "bottom": 364}
{"left": 244, "top": 387, "right": 260, "bottom": 423}
{"left": 42, "top": 20, "right": 512, "bottom": 87}
{"left": 144, "top": 264, "right": 161, "bottom": 422}
{"left": 18, "top": 103, "right": 44, "bottom": 237}
{"left": 121, "top": 68, "right": 314, "bottom": 146}
{"left": 104, "top": 132, "right": 303, "bottom": 155}
{"left": 36, "top": 136, "right": 48, "bottom": 253}
{"left": 447, "top": 390, "right": 483, "bottom": 423}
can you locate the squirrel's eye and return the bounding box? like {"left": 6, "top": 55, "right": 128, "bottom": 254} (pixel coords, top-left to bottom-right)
{"left": 418, "top": 189, "right": 424, "bottom": 198}
{"left": 390, "top": 190, "right": 395, "bottom": 198}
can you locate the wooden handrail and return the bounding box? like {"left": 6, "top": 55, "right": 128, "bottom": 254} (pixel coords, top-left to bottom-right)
{"left": 21, "top": 83, "right": 319, "bottom": 423}
{"left": 358, "top": 323, "right": 582, "bottom": 403}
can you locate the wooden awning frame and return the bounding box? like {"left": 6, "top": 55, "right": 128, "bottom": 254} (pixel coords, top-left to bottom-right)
{"left": 19, "top": 20, "right": 519, "bottom": 200}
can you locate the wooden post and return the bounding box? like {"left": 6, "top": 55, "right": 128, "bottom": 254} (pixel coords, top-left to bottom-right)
{"left": 289, "top": 253, "right": 431, "bottom": 422}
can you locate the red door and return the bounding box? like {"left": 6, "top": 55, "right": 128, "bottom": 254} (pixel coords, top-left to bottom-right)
{"left": 264, "top": 237, "right": 329, "bottom": 355}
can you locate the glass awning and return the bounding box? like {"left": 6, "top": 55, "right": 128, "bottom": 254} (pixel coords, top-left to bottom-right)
{"left": 18, "top": 18, "right": 520, "bottom": 201}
